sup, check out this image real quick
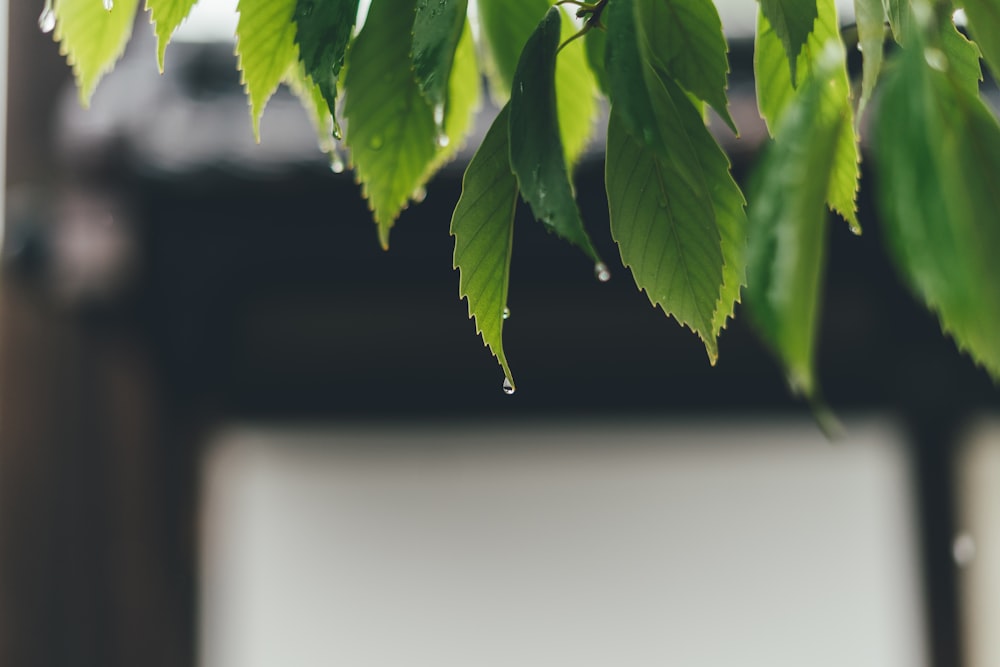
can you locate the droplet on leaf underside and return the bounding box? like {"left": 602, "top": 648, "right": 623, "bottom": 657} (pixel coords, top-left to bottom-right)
{"left": 38, "top": 1, "right": 55, "bottom": 33}
{"left": 594, "top": 262, "right": 611, "bottom": 282}
{"left": 411, "top": 186, "right": 427, "bottom": 203}
{"left": 103, "top": 0, "right": 114, "bottom": 10}
{"left": 368, "top": 135, "right": 384, "bottom": 150}
{"left": 502, "top": 306, "right": 511, "bottom": 320}
{"left": 502, "top": 378, "right": 515, "bottom": 395}
{"left": 433, "top": 103, "right": 445, "bottom": 128}
{"left": 924, "top": 48, "right": 948, "bottom": 72}
{"left": 436, "top": 132, "right": 450, "bottom": 148}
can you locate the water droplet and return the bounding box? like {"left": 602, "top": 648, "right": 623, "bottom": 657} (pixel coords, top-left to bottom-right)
{"left": 38, "top": 0, "right": 55, "bottom": 33}
{"left": 433, "top": 103, "right": 445, "bottom": 128}
{"left": 856, "top": 42, "right": 863, "bottom": 53}
{"left": 502, "top": 378, "right": 515, "bottom": 395}
{"left": 103, "top": 0, "right": 114, "bottom": 10}
{"left": 953, "top": 532, "right": 976, "bottom": 567}
{"left": 924, "top": 48, "right": 948, "bottom": 71}
{"left": 329, "top": 151, "right": 345, "bottom": 174}
{"left": 436, "top": 132, "right": 450, "bottom": 148}
{"left": 368, "top": 135, "right": 384, "bottom": 150}
{"left": 502, "top": 306, "right": 510, "bottom": 320}
{"left": 411, "top": 186, "right": 427, "bottom": 203}
{"left": 594, "top": 262, "right": 611, "bottom": 282}
{"left": 331, "top": 117, "right": 343, "bottom": 141}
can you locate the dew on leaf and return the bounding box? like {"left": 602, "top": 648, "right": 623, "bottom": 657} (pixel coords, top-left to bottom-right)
{"left": 436, "top": 132, "right": 450, "bottom": 148}
{"left": 502, "top": 306, "right": 511, "bottom": 320}
{"left": 103, "top": 0, "right": 114, "bottom": 10}
{"left": 411, "top": 186, "right": 427, "bottom": 203}
{"left": 433, "top": 103, "right": 445, "bottom": 128}
{"left": 368, "top": 135, "right": 384, "bottom": 150}
{"left": 595, "top": 262, "right": 611, "bottom": 282}
{"left": 38, "top": 1, "right": 55, "bottom": 33}
{"left": 502, "top": 377, "right": 515, "bottom": 395}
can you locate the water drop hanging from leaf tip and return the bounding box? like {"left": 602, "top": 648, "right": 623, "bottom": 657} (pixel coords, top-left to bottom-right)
{"left": 38, "top": 0, "right": 55, "bottom": 33}
{"left": 502, "top": 378, "right": 515, "bottom": 395}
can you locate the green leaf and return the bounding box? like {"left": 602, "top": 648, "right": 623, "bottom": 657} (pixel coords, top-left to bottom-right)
{"left": 284, "top": 62, "right": 341, "bottom": 165}
{"left": 606, "top": 72, "right": 739, "bottom": 360}
{"left": 53, "top": 0, "right": 141, "bottom": 106}
{"left": 759, "top": 0, "right": 819, "bottom": 83}
{"left": 509, "top": 7, "right": 601, "bottom": 263}
{"left": 874, "top": 41, "right": 1000, "bottom": 380}
{"left": 755, "top": 0, "right": 860, "bottom": 232}
{"left": 427, "top": 19, "right": 482, "bottom": 171}
{"left": 963, "top": 0, "right": 1000, "bottom": 80}
{"left": 145, "top": 0, "right": 198, "bottom": 71}
{"left": 883, "top": 0, "right": 912, "bottom": 44}
{"left": 604, "top": 0, "right": 665, "bottom": 152}
{"left": 747, "top": 46, "right": 846, "bottom": 398}
{"left": 412, "top": 0, "right": 468, "bottom": 123}
{"left": 939, "top": 18, "right": 982, "bottom": 97}
{"left": 477, "top": 0, "right": 598, "bottom": 166}
{"left": 635, "top": 0, "right": 737, "bottom": 133}
{"left": 344, "top": 0, "right": 438, "bottom": 247}
{"left": 293, "top": 0, "right": 359, "bottom": 122}
{"left": 451, "top": 105, "right": 518, "bottom": 388}
{"left": 237, "top": 0, "right": 299, "bottom": 140}
{"left": 853, "top": 0, "right": 886, "bottom": 120}
{"left": 585, "top": 27, "right": 610, "bottom": 96}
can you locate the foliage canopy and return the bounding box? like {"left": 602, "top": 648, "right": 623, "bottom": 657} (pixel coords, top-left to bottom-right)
{"left": 42, "top": 0, "right": 1000, "bottom": 401}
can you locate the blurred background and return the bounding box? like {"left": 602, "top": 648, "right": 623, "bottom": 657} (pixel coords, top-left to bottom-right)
{"left": 2, "top": 1, "right": 999, "bottom": 666}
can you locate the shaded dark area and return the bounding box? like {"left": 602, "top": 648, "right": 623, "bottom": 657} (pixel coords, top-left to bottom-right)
{"left": 2, "top": 16, "right": 996, "bottom": 667}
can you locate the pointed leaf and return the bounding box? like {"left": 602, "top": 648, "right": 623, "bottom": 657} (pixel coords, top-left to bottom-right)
{"left": 54, "top": 0, "right": 141, "bottom": 106}
{"left": 146, "top": 0, "right": 198, "bottom": 71}
{"left": 293, "top": 0, "right": 359, "bottom": 120}
{"left": 509, "top": 7, "right": 601, "bottom": 263}
{"left": 284, "top": 62, "right": 340, "bottom": 164}
{"left": 412, "top": 0, "right": 468, "bottom": 120}
{"left": 236, "top": 0, "right": 299, "bottom": 140}
{"left": 759, "top": 0, "right": 819, "bottom": 83}
{"left": 605, "top": 0, "right": 662, "bottom": 153}
{"left": 853, "top": 0, "right": 886, "bottom": 119}
{"left": 746, "top": 47, "right": 845, "bottom": 398}
{"left": 451, "top": 105, "right": 518, "bottom": 388}
{"left": 963, "top": 0, "right": 1000, "bottom": 80}
{"left": 477, "top": 0, "right": 598, "bottom": 166}
{"left": 755, "top": 0, "right": 860, "bottom": 232}
{"left": 344, "top": 0, "right": 439, "bottom": 247}
{"left": 635, "top": 0, "right": 737, "bottom": 133}
{"left": 874, "top": 41, "right": 1000, "bottom": 380}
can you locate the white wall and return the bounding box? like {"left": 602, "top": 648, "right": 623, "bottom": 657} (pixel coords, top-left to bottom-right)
{"left": 200, "top": 419, "right": 926, "bottom": 667}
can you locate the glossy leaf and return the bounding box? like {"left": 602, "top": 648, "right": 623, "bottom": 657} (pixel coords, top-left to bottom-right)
{"left": 283, "top": 62, "right": 340, "bottom": 162}
{"left": 412, "top": 0, "right": 468, "bottom": 121}
{"left": 585, "top": 27, "right": 610, "bottom": 96}
{"left": 874, "top": 41, "right": 1000, "bottom": 380}
{"left": 53, "top": 0, "right": 141, "bottom": 106}
{"left": 853, "top": 0, "right": 886, "bottom": 119}
{"left": 146, "top": 0, "right": 198, "bottom": 71}
{"left": 344, "top": 0, "right": 437, "bottom": 247}
{"left": 759, "top": 0, "right": 819, "bottom": 83}
{"left": 755, "top": 0, "right": 860, "bottom": 232}
{"left": 747, "top": 49, "right": 845, "bottom": 398}
{"left": 477, "top": 0, "right": 598, "bottom": 166}
{"left": 509, "top": 7, "right": 601, "bottom": 263}
{"left": 451, "top": 105, "right": 518, "bottom": 388}
{"left": 963, "top": 0, "right": 1000, "bottom": 80}
{"left": 635, "top": 0, "right": 737, "bottom": 133}
{"left": 236, "top": 0, "right": 299, "bottom": 140}
{"left": 294, "top": 0, "right": 359, "bottom": 119}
